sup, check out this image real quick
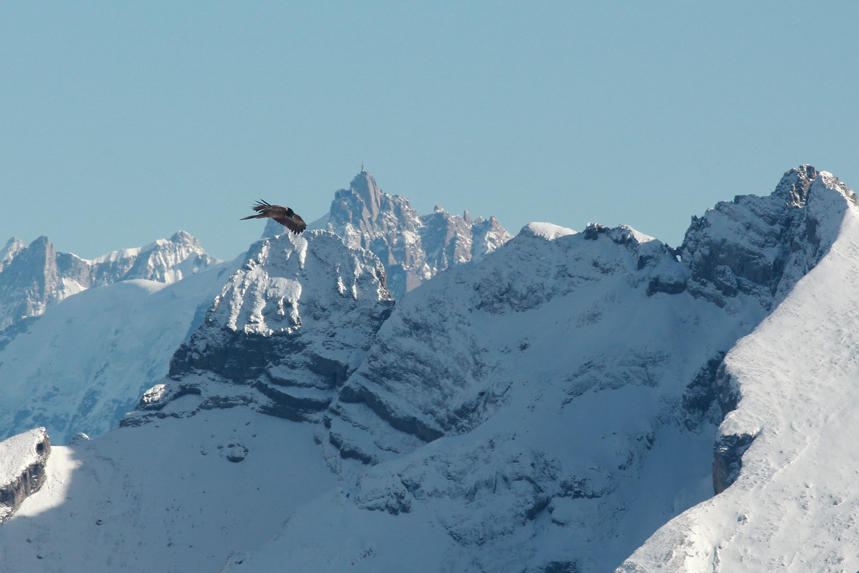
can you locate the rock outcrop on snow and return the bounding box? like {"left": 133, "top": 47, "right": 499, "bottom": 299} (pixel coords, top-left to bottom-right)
{"left": 0, "top": 427, "right": 51, "bottom": 522}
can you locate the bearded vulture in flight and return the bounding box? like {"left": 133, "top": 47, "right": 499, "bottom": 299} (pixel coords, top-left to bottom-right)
{"left": 241, "top": 200, "right": 307, "bottom": 235}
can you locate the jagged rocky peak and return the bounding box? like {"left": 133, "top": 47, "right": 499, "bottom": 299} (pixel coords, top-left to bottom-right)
{"left": 124, "top": 230, "right": 394, "bottom": 428}
{"left": 0, "top": 427, "right": 50, "bottom": 523}
{"left": 0, "top": 231, "right": 218, "bottom": 330}
{"left": 320, "top": 169, "right": 512, "bottom": 297}
{"left": 346, "top": 169, "right": 385, "bottom": 222}
{"left": 256, "top": 170, "right": 512, "bottom": 298}
{"left": 90, "top": 229, "right": 216, "bottom": 285}
{"left": 206, "top": 229, "right": 391, "bottom": 336}
{"left": 773, "top": 163, "right": 817, "bottom": 205}
{"left": 679, "top": 165, "right": 857, "bottom": 310}
{"left": 0, "top": 236, "right": 68, "bottom": 329}
{"left": 0, "top": 238, "right": 25, "bottom": 273}
{"left": 328, "top": 170, "right": 421, "bottom": 249}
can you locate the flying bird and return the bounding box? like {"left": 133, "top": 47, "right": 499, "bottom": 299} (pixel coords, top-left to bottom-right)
{"left": 241, "top": 200, "right": 307, "bottom": 235}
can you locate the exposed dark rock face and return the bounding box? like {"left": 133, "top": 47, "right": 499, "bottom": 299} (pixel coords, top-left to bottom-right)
{"left": 680, "top": 165, "right": 856, "bottom": 310}
{"left": 682, "top": 353, "right": 756, "bottom": 496}
{"left": 681, "top": 352, "right": 727, "bottom": 428}
{"left": 712, "top": 432, "right": 757, "bottom": 494}
{"left": 542, "top": 561, "right": 580, "bottom": 573}
{"left": 0, "top": 427, "right": 51, "bottom": 523}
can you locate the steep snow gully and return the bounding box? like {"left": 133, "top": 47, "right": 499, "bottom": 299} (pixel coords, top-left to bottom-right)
{"left": 0, "top": 166, "right": 857, "bottom": 572}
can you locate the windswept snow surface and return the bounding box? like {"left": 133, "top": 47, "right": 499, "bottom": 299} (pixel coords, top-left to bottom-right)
{"left": 620, "top": 174, "right": 859, "bottom": 570}
{"left": 521, "top": 222, "right": 576, "bottom": 241}
{"left": 0, "top": 259, "right": 240, "bottom": 444}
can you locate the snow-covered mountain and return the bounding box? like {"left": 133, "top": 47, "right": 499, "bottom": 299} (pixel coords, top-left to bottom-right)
{"left": 0, "top": 231, "right": 218, "bottom": 330}
{"left": 1, "top": 166, "right": 857, "bottom": 572}
{"left": 0, "top": 260, "right": 239, "bottom": 445}
{"left": 0, "top": 169, "right": 504, "bottom": 447}
{"left": 619, "top": 170, "right": 859, "bottom": 570}
{"left": 123, "top": 230, "right": 394, "bottom": 430}
{"left": 262, "top": 170, "right": 512, "bottom": 298}
{"left": 223, "top": 167, "right": 848, "bottom": 572}
{"left": 0, "top": 232, "right": 232, "bottom": 445}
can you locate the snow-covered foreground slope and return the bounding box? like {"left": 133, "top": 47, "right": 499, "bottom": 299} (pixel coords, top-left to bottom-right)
{"left": 0, "top": 411, "right": 337, "bottom": 571}
{"left": 620, "top": 174, "right": 859, "bottom": 570}
{"left": 0, "top": 259, "right": 240, "bottom": 444}
{"left": 0, "top": 166, "right": 854, "bottom": 572}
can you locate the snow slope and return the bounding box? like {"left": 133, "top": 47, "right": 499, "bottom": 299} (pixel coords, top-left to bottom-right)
{"left": 0, "top": 258, "right": 240, "bottom": 444}
{"left": 0, "top": 411, "right": 338, "bottom": 571}
{"left": 619, "top": 175, "right": 859, "bottom": 570}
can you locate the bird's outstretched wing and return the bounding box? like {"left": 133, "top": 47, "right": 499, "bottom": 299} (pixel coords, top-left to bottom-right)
{"left": 241, "top": 200, "right": 307, "bottom": 235}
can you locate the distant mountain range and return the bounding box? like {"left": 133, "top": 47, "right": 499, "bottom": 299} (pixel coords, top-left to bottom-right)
{"left": 0, "top": 170, "right": 511, "bottom": 444}
{"left": 2, "top": 166, "right": 858, "bottom": 572}
{"left": 0, "top": 230, "right": 218, "bottom": 331}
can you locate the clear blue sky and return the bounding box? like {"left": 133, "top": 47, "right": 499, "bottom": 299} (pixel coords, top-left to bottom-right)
{"left": 2, "top": 1, "right": 858, "bottom": 261}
